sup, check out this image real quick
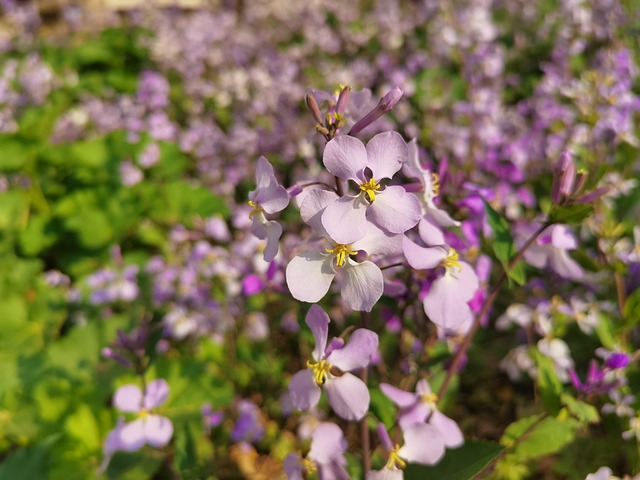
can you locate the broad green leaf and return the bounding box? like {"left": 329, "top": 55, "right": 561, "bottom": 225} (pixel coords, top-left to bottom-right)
{"left": 483, "top": 200, "right": 527, "bottom": 286}
{"left": 64, "top": 404, "right": 102, "bottom": 453}
{"left": 560, "top": 394, "right": 600, "bottom": 424}
{"left": 70, "top": 139, "right": 110, "bottom": 169}
{"left": 0, "top": 435, "right": 59, "bottom": 480}
{"left": 624, "top": 287, "right": 640, "bottom": 324}
{"left": 404, "top": 440, "right": 503, "bottom": 480}
{"left": 501, "top": 414, "right": 579, "bottom": 458}
{"left": 531, "top": 349, "right": 563, "bottom": 415}
{"left": 19, "top": 214, "right": 58, "bottom": 256}
{"left": 0, "top": 137, "right": 35, "bottom": 171}
{"left": 369, "top": 389, "right": 397, "bottom": 430}
{"left": 64, "top": 208, "right": 114, "bottom": 249}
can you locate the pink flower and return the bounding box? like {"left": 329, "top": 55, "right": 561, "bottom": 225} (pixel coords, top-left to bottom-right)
{"left": 284, "top": 422, "right": 349, "bottom": 480}
{"left": 288, "top": 305, "right": 378, "bottom": 420}
{"left": 321, "top": 132, "right": 422, "bottom": 244}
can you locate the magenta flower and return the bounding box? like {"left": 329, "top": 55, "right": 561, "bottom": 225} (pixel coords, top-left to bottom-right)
{"left": 289, "top": 305, "right": 378, "bottom": 420}
{"left": 321, "top": 132, "right": 422, "bottom": 244}
{"left": 286, "top": 189, "right": 401, "bottom": 311}
{"left": 111, "top": 379, "right": 174, "bottom": 451}
{"left": 284, "top": 422, "right": 349, "bottom": 480}
{"left": 380, "top": 380, "right": 463, "bottom": 448}
{"left": 403, "top": 236, "right": 479, "bottom": 330}
{"left": 248, "top": 156, "right": 289, "bottom": 262}
{"left": 366, "top": 422, "right": 445, "bottom": 479}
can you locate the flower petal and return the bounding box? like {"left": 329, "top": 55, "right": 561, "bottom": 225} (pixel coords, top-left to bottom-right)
{"left": 327, "top": 328, "right": 378, "bottom": 372}
{"left": 300, "top": 189, "right": 339, "bottom": 235}
{"left": 284, "top": 453, "right": 304, "bottom": 480}
{"left": 306, "top": 305, "right": 330, "bottom": 362}
{"left": 423, "top": 264, "right": 478, "bottom": 329}
{"left": 118, "top": 419, "right": 147, "bottom": 451}
{"left": 398, "top": 423, "right": 445, "bottom": 465}
{"left": 309, "top": 422, "right": 348, "bottom": 464}
{"left": 323, "top": 135, "right": 368, "bottom": 182}
{"left": 324, "top": 372, "right": 370, "bottom": 420}
{"left": 549, "top": 249, "right": 583, "bottom": 280}
{"left": 286, "top": 252, "right": 336, "bottom": 303}
{"left": 143, "top": 379, "right": 170, "bottom": 409}
{"left": 368, "top": 186, "right": 422, "bottom": 234}
{"left": 366, "top": 131, "right": 407, "bottom": 180}
{"left": 322, "top": 195, "right": 369, "bottom": 244}
{"left": 113, "top": 384, "right": 142, "bottom": 413}
{"left": 341, "top": 259, "right": 384, "bottom": 312}
{"left": 379, "top": 383, "right": 418, "bottom": 408}
{"left": 263, "top": 220, "right": 283, "bottom": 262}
{"left": 430, "top": 410, "right": 464, "bottom": 448}
{"left": 418, "top": 216, "right": 445, "bottom": 246}
{"left": 352, "top": 223, "right": 402, "bottom": 256}
{"left": 289, "top": 369, "right": 322, "bottom": 411}
{"left": 144, "top": 414, "right": 174, "bottom": 447}
{"left": 366, "top": 469, "right": 404, "bottom": 480}
{"left": 402, "top": 237, "right": 447, "bottom": 270}
{"left": 398, "top": 402, "right": 431, "bottom": 432}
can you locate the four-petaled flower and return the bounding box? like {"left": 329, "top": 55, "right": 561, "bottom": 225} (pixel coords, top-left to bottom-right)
{"left": 289, "top": 305, "right": 378, "bottom": 420}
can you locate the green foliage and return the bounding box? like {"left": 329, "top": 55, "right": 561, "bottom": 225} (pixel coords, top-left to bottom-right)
{"left": 483, "top": 200, "right": 527, "bottom": 286}
{"left": 548, "top": 203, "right": 595, "bottom": 225}
{"left": 404, "top": 440, "right": 503, "bottom": 480}
{"left": 531, "top": 349, "right": 563, "bottom": 415}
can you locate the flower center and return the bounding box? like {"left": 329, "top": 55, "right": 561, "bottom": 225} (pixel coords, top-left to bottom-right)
{"left": 301, "top": 456, "right": 317, "bottom": 474}
{"left": 247, "top": 200, "right": 262, "bottom": 219}
{"left": 359, "top": 178, "right": 381, "bottom": 202}
{"left": 431, "top": 172, "right": 440, "bottom": 198}
{"left": 325, "top": 243, "right": 358, "bottom": 267}
{"left": 386, "top": 444, "right": 407, "bottom": 470}
{"left": 139, "top": 409, "right": 149, "bottom": 420}
{"left": 306, "top": 359, "right": 332, "bottom": 385}
{"left": 441, "top": 248, "right": 462, "bottom": 271}
{"left": 422, "top": 392, "right": 439, "bottom": 406}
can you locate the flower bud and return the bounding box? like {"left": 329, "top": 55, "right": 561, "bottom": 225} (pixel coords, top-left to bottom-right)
{"left": 335, "top": 85, "right": 351, "bottom": 115}
{"left": 349, "top": 87, "right": 403, "bottom": 135}
{"left": 305, "top": 93, "right": 324, "bottom": 125}
{"left": 551, "top": 151, "right": 576, "bottom": 204}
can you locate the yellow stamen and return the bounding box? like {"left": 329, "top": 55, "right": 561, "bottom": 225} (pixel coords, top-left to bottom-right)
{"left": 442, "top": 248, "right": 462, "bottom": 271}
{"left": 301, "top": 456, "right": 316, "bottom": 474}
{"left": 306, "top": 359, "right": 332, "bottom": 385}
{"left": 386, "top": 444, "right": 407, "bottom": 469}
{"left": 326, "top": 243, "right": 358, "bottom": 267}
{"left": 422, "top": 392, "right": 439, "bottom": 405}
{"left": 247, "top": 200, "right": 262, "bottom": 219}
{"left": 431, "top": 172, "right": 440, "bottom": 198}
{"left": 359, "top": 178, "right": 381, "bottom": 202}
{"left": 139, "top": 409, "right": 149, "bottom": 420}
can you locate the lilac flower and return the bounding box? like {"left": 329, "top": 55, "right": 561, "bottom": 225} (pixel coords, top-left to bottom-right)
{"left": 538, "top": 338, "right": 574, "bottom": 382}
{"left": 366, "top": 423, "right": 445, "bottom": 479}
{"left": 231, "top": 400, "right": 265, "bottom": 443}
{"left": 284, "top": 422, "right": 349, "bottom": 480}
{"left": 402, "top": 236, "right": 478, "bottom": 329}
{"left": 248, "top": 156, "right": 289, "bottom": 262}
{"left": 522, "top": 224, "right": 583, "bottom": 280}
{"left": 321, "top": 132, "right": 421, "bottom": 244}
{"left": 602, "top": 390, "right": 635, "bottom": 418}
{"left": 110, "top": 380, "right": 173, "bottom": 451}
{"left": 201, "top": 403, "right": 223, "bottom": 433}
{"left": 622, "top": 416, "right": 640, "bottom": 441}
{"left": 289, "top": 305, "right": 378, "bottom": 420}
{"left": 349, "top": 87, "right": 403, "bottom": 135}
{"left": 380, "top": 379, "right": 463, "bottom": 448}
{"left": 119, "top": 161, "right": 143, "bottom": 186}
{"left": 287, "top": 189, "right": 401, "bottom": 311}
{"left": 569, "top": 360, "right": 620, "bottom": 395}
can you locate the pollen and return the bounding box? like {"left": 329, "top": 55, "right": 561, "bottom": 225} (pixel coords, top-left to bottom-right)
{"left": 139, "top": 409, "right": 149, "bottom": 420}
{"left": 431, "top": 172, "right": 440, "bottom": 198}
{"left": 326, "top": 243, "right": 358, "bottom": 267}
{"left": 359, "top": 178, "right": 381, "bottom": 202}
{"left": 422, "top": 392, "right": 439, "bottom": 405}
{"left": 247, "top": 200, "right": 262, "bottom": 219}
{"left": 386, "top": 444, "right": 407, "bottom": 469}
{"left": 301, "top": 457, "right": 317, "bottom": 474}
{"left": 441, "top": 248, "right": 462, "bottom": 271}
{"left": 306, "top": 359, "right": 332, "bottom": 385}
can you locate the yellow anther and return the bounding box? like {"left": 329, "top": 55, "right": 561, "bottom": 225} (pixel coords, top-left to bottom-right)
{"left": 301, "top": 456, "right": 316, "bottom": 474}
{"left": 431, "top": 172, "right": 440, "bottom": 198}
{"left": 139, "top": 409, "right": 149, "bottom": 420}
{"left": 386, "top": 444, "right": 407, "bottom": 469}
{"left": 359, "top": 178, "right": 381, "bottom": 202}
{"left": 422, "top": 392, "right": 439, "bottom": 405}
{"left": 326, "top": 244, "right": 358, "bottom": 267}
{"left": 442, "top": 248, "right": 462, "bottom": 271}
{"left": 306, "top": 359, "right": 332, "bottom": 385}
{"left": 247, "top": 200, "right": 262, "bottom": 219}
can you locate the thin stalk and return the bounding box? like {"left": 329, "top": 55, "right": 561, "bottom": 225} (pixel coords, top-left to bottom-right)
{"left": 360, "top": 310, "right": 371, "bottom": 473}
{"left": 437, "top": 222, "right": 552, "bottom": 399}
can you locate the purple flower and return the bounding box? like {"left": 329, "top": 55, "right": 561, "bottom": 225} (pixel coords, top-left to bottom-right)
{"left": 289, "top": 305, "right": 378, "bottom": 420}
{"left": 380, "top": 379, "right": 463, "bottom": 448}
{"left": 109, "top": 380, "right": 174, "bottom": 452}
{"left": 522, "top": 224, "right": 583, "bottom": 280}
{"left": 248, "top": 156, "right": 289, "bottom": 262}
{"left": 231, "top": 400, "right": 264, "bottom": 443}
{"left": 349, "top": 87, "right": 403, "bottom": 135}
{"left": 287, "top": 188, "right": 401, "bottom": 311}
{"left": 201, "top": 403, "right": 223, "bottom": 432}
{"left": 367, "top": 422, "right": 445, "bottom": 478}
{"left": 321, "top": 132, "right": 421, "bottom": 244}
{"left": 284, "top": 422, "right": 349, "bottom": 480}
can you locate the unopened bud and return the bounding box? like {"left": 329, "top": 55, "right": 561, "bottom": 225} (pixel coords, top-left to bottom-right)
{"left": 575, "top": 185, "right": 612, "bottom": 204}
{"left": 335, "top": 85, "right": 351, "bottom": 115}
{"left": 306, "top": 93, "right": 324, "bottom": 125}
{"left": 349, "top": 87, "right": 403, "bottom": 135}
{"left": 551, "top": 151, "right": 576, "bottom": 204}
{"left": 573, "top": 169, "right": 588, "bottom": 194}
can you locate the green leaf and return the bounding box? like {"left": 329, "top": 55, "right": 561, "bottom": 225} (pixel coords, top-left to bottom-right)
{"left": 150, "top": 180, "right": 229, "bottom": 224}
{"left": 483, "top": 200, "right": 527, "bottom": 286}
{"left": 560, "top": 394, "right": 600, "bottom": 424}
{"left": 0, "top": 435, "right": 60, "bottom": 480}
{"left": 70, "top": 139, "right": 110, "bottom": 169}
{"left": 548, "top": 203, "right": 594, "bottom": 225}
{"left": 0, "top": 137, "right": 35, "bottom": 172}
{"left": 19, "top": 214, "right": 58, "bottom": 256}
{"left": 624, "top": 287, "right": 640, "bottom": 324}
{"left": 501, "top": 414, "right": 579, "bottom": 458}
{"left": 404, "top": 440, "right": 503, "bottom": 480}
{"left": 531, "top": 349, "right": 563, "bottom": 415}
{"left": 64, "top": 208, "right": 114, "bottom": 249}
